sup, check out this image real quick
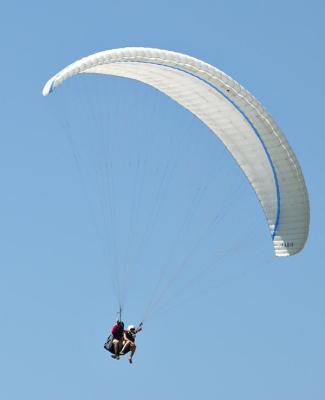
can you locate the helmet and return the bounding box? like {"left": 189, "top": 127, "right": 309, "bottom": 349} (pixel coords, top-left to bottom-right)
{"left": 117, "top": 321, "right": 124, "bottom": 328}
{"left": 127, "top": 325, "right": 135, "bottom": 331}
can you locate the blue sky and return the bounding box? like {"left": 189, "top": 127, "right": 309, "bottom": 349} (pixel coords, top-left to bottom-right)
{"left": 1, "top": 1, "right": 324, "bottom": 399}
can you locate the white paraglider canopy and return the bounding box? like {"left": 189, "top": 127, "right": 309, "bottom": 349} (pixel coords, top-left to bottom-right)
{"left": 43, "top": 47, "right": 309, "bottom": 256}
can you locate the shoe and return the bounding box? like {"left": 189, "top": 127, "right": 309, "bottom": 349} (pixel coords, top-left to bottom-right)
{"left": 128, "top": 357, "right": 133, "bottom": 364}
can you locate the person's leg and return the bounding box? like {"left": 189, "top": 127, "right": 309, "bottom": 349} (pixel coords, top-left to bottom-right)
{"left": 112, "top": 339, "right": 120, "bottom": 359}
{"left": 128, "top": 344, "right": 136, "bottom": 364}
{"left": 120, "top": 341, "right": 130, "bottom": 355}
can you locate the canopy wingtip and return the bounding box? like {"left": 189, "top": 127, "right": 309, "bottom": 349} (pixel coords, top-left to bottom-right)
{"left": 42, "top": 78, "right": 56, "bottom": 96}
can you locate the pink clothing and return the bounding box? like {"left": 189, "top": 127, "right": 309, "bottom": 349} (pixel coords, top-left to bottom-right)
{"left": 112, "top": 324, "right": 124, "bottom": 340}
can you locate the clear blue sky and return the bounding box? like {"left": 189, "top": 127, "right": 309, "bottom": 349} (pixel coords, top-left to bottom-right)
{"left": 1, "top": 1, "right": 324, "bottom": 399}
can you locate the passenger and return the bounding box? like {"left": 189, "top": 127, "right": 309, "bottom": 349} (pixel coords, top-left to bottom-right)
{"left": 120, "top": 323, "right": 143, "bottom": 364}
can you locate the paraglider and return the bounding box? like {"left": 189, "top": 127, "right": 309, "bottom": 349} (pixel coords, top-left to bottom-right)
{"left": 109, "top": 320, "right": 124, "bottom": 360}
{"left": 104, "top": 320, "right": 143, "bottom": 364}
{"left": 121, "top": 324, "right": 143, "bottom": 364}
{"left": 43, "top": 48, "right": 309, "bottom": 360}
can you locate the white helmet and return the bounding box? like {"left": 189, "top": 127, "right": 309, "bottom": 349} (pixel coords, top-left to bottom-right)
{"left": 127, "top": 325, "right": 135, "bottom": 331}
